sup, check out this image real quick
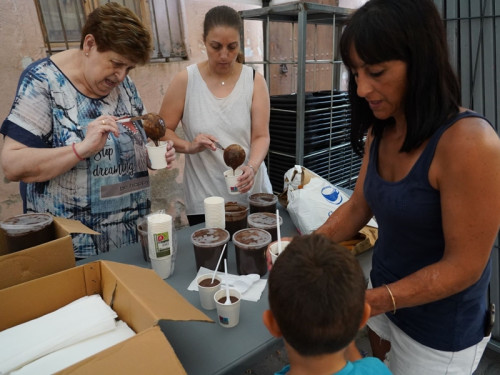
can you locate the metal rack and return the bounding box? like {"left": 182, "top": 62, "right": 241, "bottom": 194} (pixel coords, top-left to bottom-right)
{"left": 239, "top": 3, "right": 359, "bottom": 193}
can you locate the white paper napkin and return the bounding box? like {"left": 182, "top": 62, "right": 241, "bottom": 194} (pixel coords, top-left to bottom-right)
{"left": 11, "top": 320, "right": 135, "bottom": 375}
{"left": 188, "top": 267, "right": 267, "bottom": 302}
{"left": 0, "top": 294, "right": 118, "bottom": 374}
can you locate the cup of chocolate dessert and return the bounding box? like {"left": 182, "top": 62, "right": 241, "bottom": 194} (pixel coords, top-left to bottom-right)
{"left": 248, "top": 193, "right": 278, "bottom": 214}
{"left": 0, "top": 213, "right": 55, "bottom": 253}
{"left": 197, "top": 274, "right": 222, "bottom": 310}
{"left": 224, "top": 202, "right": 248, "bottom": 239}
{"left": 191, "top": 228, "right": 230, "bottom": 271}
{"left": 214, "top": 288, "right": 241, "bottom": 328}
{"left": 232, "top": 228, "right": 272, "bottom": 276}
{"left": 268, "top": 240, "right": 291, "bottom": 265}
{"left": 247, "top": 212, "right": 283, "bottom": 242}
{"left": 223, "top": 168, "right": 243, "bottom": 195}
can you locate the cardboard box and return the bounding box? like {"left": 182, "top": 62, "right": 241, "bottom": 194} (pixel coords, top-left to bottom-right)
{"left": 0, "top": 260, "right": 212, "bottom": 374}
{"left": 0, "top": 216, "right": 98, "bottom": 289}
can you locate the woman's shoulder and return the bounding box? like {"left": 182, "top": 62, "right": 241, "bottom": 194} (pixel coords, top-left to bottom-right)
{"left": 441, "top": 109, "right": 497, "bottom": 148}
{"left": 433, "top": 109, "right": 500, "bottom": 174}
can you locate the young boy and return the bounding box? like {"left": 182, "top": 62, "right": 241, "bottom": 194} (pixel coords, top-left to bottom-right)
{"left": 264, "top": 234, "right": 392, "bottom": 375}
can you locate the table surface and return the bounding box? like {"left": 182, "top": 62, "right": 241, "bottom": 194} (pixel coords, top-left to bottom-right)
{"left": 77, "top": 205, "right": 373, "bottom": 375}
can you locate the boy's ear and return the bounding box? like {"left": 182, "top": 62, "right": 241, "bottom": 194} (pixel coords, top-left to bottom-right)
{"left": 263, "top": 310, "right": 282, "bottom": 338}
{"left": 359, "top": 302, "right": 371, "bottom": 329}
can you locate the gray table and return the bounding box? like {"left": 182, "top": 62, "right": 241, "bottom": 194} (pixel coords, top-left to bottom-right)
{"left": 77, "top": 205, "right": 373, "bottom": 375}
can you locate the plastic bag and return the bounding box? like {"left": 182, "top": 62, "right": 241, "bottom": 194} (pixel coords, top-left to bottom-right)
{"left": 282, "top": 166, "right": 350, "bottom": 235}
{"left": 281, "top": 165, "right": 378, "bottom": 254}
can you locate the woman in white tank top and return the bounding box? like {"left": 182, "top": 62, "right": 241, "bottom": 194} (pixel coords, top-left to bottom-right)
{"left": 159, "top": 5, "right": 272, "bottom": 225}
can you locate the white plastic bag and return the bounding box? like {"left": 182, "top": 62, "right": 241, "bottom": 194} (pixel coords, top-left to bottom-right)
{"left": 284, "top": 166, "right": 350, "bottom": 235}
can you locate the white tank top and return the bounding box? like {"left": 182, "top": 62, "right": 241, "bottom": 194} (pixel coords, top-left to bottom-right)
{"left": 181, "top": 64, "right": 272, "bottom": 215}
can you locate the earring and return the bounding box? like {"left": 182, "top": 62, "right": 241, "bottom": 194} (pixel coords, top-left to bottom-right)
{"left": 85, "top": 52, "right": 89, "bottom": 56}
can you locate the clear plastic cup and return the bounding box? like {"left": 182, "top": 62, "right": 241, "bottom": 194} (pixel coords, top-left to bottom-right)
{"left": 248, "top": 193, "right": 278, "bottom": 214}
{"left": 233, "top": 228, "right": 272, "bottom": 276}
{"left": 0, "top": 213, "right": 55, "bottom": 253}
{"left": 224, "top": 202, "right": 248, "bottom": 239}
{"left": 191, "top": 228, "right": 230, "bottom": 271}
{"left": 247, "top": 212, "right": 283, "bottom": 242}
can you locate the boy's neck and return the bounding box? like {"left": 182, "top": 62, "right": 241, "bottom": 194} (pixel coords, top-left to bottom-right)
{"left": 285, "top": 343, "right": 348, "bottom": 375}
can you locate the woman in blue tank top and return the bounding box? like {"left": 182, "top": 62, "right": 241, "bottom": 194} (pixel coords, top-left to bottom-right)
{"left": 315, "top": 0, "right": 500, "bottom": 374}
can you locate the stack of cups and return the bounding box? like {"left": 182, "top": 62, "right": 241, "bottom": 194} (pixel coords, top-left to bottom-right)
{"left": 147, "top": 213, "right": 174, "bottom": 279}
{"left": 204, "top": 196, "right": 225, "bottom": 229}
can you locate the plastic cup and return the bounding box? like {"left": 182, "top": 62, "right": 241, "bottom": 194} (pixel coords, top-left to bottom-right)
{"left": 197, "top": 274, "right": 222, "bottom": 310}
{"left": 214, "top": 288, "right": 241, "bottom": 328}
{"left": 223, "top": 168, "right": 243, "bottom": 195}
{"left": 233, "top": 228, "right": 272, "bottom": 276}
{"left": 146, "top": 140, "right": 168, "bottom": 169}
{"left": 247, "top": 212, "right": 283, "bottom": 242}
{"left": 0, "top": 213, "right": 55, "bottom": 253}
{"left": 268, "top": 240, "right": 291, "bottom": 265}
{"left": 204, "top": 196, "right": 225, "bottom": 229}
{"left": 248, "top": 193, "right": 278, "bottom": 214}
{"left": 136, "top": 217, "right": 150, "bottom": 262}
{"left": 191, "top": 228, "right": 230, "bottom": 271}
{"left": 224, "top": 202, "right": 248, "bottom": 239}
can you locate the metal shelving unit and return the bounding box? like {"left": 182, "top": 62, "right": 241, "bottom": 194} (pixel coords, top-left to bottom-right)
{"left": 239, "top": 3, "right": 359, "bottom": 193}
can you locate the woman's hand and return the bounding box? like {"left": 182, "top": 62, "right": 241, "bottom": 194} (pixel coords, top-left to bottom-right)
{"left": 78, "top": 116, "right": 120, "bottom": 158}
{"left": 236, "top": 164, "right": 255, "bottom": 193}
{"left": 188, "top": 133, "right": 219, "bottom": 154}
{"left": 164, "top": 140, "right": 176, "bottom": 169}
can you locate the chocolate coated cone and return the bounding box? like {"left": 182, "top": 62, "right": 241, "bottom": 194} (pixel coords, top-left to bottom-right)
{"left": 223, "top": 144, "right": 246, "bottom": 171}
{"left": 142, "top": 113, "right": 166, "bottom": 145}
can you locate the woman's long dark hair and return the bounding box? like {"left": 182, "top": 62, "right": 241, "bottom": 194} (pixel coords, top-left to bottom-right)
{"left": 340, "top": 0, "right": 461, "bottom": 156}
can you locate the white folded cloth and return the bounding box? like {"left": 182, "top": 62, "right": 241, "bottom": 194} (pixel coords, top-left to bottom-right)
{"left": 11, "top": 320, "right": 135, "bottom": 375}
{"left": 188, "top": 267, "right": 267, "bottom": 302}
{"left": 0, "top": 294, "right": 119, "bottom": 374}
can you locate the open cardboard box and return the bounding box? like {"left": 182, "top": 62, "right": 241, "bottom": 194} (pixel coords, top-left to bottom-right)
{"left": 0, "top": 260, "right": 212, "bottom": 374}
{"left": 0, "top": 216, "right": 98, "bottom": 289}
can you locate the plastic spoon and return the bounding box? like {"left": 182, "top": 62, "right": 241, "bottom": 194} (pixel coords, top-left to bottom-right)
{"left": 211, "top": 243, "right": 227, "bottom": 283}
{"left": 224, "top": 259, "right": 231, "bottom": 305}
{"left": 276, "top": 209, "right": 283, "bottom": 254}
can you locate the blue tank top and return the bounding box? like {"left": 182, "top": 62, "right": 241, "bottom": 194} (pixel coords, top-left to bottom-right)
{"left": 365, "top": 111, "right": 492, "bottom": 351}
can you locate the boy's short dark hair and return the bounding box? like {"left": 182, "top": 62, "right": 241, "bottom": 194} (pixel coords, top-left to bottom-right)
{"left": 268, "top": 234, "right": 366, "bottom": 356}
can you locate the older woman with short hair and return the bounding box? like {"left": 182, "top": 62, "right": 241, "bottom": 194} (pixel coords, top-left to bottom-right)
{"left": 1, "top": 2, "right": 175, "bottom": 258}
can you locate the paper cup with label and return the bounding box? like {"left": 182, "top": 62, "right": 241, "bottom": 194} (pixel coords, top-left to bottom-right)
{"left": 268, "top": 240, "right": 291, "bottom": 265}
{"left": 146, "top": 140, "right": 168, "bottom": 169}
{"left": 214, "top": 288, "right": 241, "bottom": 328}
{"left": 147, "top": 213, "right": 173, "bottom": 278}
{"left": 223, "top": 168, "right": 243, "bottom": 195}
{"left": 197, "top": 274, "right": 222, "bottom": 310}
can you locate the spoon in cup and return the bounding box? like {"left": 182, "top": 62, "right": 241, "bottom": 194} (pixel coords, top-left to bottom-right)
{"left": 224, "top": 259, "right": 231, "bottom": 305}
